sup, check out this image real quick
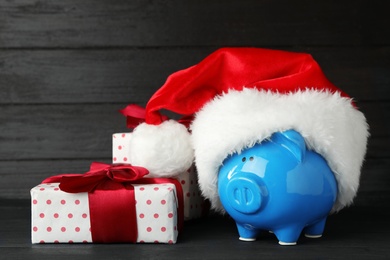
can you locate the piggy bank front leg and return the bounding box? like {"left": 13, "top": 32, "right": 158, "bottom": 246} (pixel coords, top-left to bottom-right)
{"left": 236, "top": 223, "right": 260, "bottom": 241}
{"left": 273, "top": 226, "right": 303, "bottom": 246}
{"left": 304, "top": 217, "right": 327, "bottom": 238}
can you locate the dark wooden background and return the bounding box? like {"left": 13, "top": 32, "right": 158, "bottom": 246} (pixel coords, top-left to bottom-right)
{"left": 1, "top": 0, "right": 389, "bottom": 259}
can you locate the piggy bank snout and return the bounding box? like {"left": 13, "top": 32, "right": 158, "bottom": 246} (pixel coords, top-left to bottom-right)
{"left": 225, "top": 176, "right": 265, "bottom": 214}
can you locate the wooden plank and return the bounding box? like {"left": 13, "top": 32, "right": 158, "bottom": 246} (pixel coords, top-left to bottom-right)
{"left": 0, "top": 49, "right": 211, "bottom": 104}
{"left": 0, "top": 104, "right": 128, "bottom": 160}
{"left": 0, "top": 159, "right": 101, "bottom": 199}
{"left": 1, "top": 47, "right": 389, "bottom": 104}
{"left": 314, "top": 47, "right": 390, "bottom": 102}
{"left": 366, "top": 137, "right": 390, "bottom": 159}
{"left": 0, "top": 0, "right": 389, "bottom": 48}
{"left": 0, "top": 102, "right": 387, "bottom": 161}
{"left": 358, "top": 101, "right": 390, "bottom": 138}
{"left": 355, "top": 158, "right": 390, "bottom": 207}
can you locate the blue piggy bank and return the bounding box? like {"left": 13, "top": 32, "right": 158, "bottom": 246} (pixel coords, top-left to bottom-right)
{"left": 218, "top": 130, "right": 337, "bottom": 245}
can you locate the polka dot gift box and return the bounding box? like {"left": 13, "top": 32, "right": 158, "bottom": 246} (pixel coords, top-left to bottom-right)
{"left": 31, "top": 162, "right": 181, "bottom": 244}
{"left": 113, "top": 132, "right": 208, "bottom": 220}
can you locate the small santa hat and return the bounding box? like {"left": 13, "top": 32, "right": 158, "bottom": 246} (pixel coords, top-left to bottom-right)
{"left": 127, "top": 47, "right": 369, "bottom": 212}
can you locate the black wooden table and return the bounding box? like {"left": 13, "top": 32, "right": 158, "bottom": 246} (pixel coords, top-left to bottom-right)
{"left": 1, "top": 199, "right": 389, "bottom": 260}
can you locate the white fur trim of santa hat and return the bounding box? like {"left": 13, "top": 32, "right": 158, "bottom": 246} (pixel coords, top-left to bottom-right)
{"left": 191, "top": 88, "right": 369, "bottom": 213}
{"left": 128, "top": 120, "right": 194, "bottom": 177}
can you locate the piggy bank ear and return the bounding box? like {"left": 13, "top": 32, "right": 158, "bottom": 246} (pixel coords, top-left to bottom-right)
{"left": 271, "top": 130, "right": 306, "bottom": 162}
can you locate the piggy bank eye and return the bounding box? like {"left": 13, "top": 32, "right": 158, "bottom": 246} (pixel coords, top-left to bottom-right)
{"left": 242, "top": 157, "right": 246, "bottom": 162}
{"left": 249, "top": 156, "right": 254, "bottom": 161}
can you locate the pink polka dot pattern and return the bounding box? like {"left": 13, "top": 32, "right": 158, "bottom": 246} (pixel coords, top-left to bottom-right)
{"left": 175, "top": 165, "right": 208, "bottom": 220}
{"left": 31, "top": 182, "right": 179, "bottom": 244}
{"left": 31, "top": 183, "right": 92, "bottom": 244}
{"left": 133, "top": 184, "right": 178, "bottom": 243}
{"left": 112, "top": 133, "right": 133, "bottom": 164}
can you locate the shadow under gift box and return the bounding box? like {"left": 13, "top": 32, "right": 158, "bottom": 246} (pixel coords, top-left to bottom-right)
{"left": 112, "top": 133, "right": 209, "bottom": 220}
{"left": 31, "top": 182, "right": 179, "bottom": 244}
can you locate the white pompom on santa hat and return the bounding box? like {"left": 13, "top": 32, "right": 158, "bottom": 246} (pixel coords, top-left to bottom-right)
{"left": 124, "top": 47, "right": 369, "bottom": 213}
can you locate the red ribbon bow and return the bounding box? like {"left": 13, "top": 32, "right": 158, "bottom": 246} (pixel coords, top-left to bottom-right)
{"left": 43, "top": 162, "right": 149, "bottom": 193}
{"left": 42, "top": 162, "right": 183, "bottom": 243}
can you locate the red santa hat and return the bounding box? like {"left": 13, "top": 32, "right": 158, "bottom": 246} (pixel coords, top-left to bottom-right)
{"left": 126, "top": 47, "right": 369, "bottom": 213}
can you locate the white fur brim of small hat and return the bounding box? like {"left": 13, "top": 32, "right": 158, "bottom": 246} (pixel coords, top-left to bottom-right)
{"left": 191, "top": 88, "right": 369, "bottom": 213}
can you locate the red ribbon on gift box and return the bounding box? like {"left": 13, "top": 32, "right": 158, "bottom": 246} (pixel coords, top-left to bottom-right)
{"left": 42, "top": 162, "right": 184, "bottom": 243}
